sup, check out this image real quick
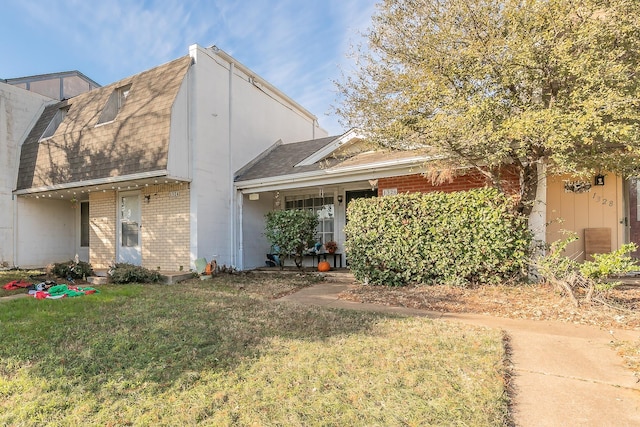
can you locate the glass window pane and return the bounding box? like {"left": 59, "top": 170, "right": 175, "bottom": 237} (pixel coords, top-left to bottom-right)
{"left": 284, "top": 194, "right": 335, "bottom": 247}
{"left": 120, "top": 195, "right": 139, "bottom": 247}
{"left": 122, "top": 223, "right": 138, "bottom": 247}
{"left": 80, "top": 202, "right": 89, "bottom": 247}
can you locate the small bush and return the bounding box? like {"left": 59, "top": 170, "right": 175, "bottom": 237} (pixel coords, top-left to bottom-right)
{"left": 109, "top": 263, "right": 161, "bottom": 284}
{"left": 535, "top": 235, "right": 638, "bottom": 306}
{"left": 344, "top": 188, "right": 531, "bottom": 286}
{"left": 265, "top": 209, "right": 319, "bottom": 269}
{"left": 52, "top": 260, "right": 94, "bottom": 279}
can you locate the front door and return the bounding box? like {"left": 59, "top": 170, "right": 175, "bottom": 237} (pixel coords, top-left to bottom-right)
{"left": 344, "top": 189, "right": 377, "bottom": 266}
{"left": 345, "top": 189, "right": 377, "bottom": 212}
{"left": 628, "top": 179, "right": 640, "bottom": 259}
{"left": 118, "top": 191, "right": 142, "bottom": 265}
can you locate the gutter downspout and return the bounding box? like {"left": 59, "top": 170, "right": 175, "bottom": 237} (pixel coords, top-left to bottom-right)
{"left": 188, "top": 45, "right": 199, "bottom": 271}
{"left": 237, "top": 192, "right": 244, "bottom": 269}
{"left": 12, "top": 195, "right": 17, "bottom": 267}
{"left": 229, "top": 61, "right": 236, "bottom": 267}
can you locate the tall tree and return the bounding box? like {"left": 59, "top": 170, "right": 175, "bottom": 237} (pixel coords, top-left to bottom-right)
{"left": 336, "top": 0, "right": 640, "bottom": 214}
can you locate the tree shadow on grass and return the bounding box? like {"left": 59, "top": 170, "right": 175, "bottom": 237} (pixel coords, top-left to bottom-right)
{"left": 0, "top": 285, "right": 393, "bottom": 394}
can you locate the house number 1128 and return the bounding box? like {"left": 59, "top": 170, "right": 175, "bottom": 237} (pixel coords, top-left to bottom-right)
{"left": 592, "top": 192, "right": 614, "bottom": 207}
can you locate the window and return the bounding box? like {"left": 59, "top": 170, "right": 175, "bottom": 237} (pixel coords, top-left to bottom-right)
{"left": 97, "top": 84, "right": 131, "bottom": 124}
{"left": 285, "top": 195, "right": 334, "bottom": 244}
{"left": 40, "top": 106, "right": 69, "bottom": 140}
{"left": 80, "top": 202, "right": 90, "bottom": 247}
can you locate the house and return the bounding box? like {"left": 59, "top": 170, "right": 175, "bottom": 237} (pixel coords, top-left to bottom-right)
{"left": 4, "top": 43, "right": 629, "bottom": 273}
{"left": 234, "top": 129, "right": 629, "bottom": 269}
{"left": 3, "top": 71, "right": 101, "bottom": 100}
{"left": 9, "top": 44, "right": 325, "bottom": 270}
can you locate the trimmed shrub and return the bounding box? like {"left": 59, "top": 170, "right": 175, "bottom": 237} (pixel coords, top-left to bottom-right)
{"left": 344, "top": 188, "right": 531, "bottom": 286}
{"left": 109, "top": 263, "right": 162, "bottom": 284}
{"left": 52, "top": 260, "right": 94, "bottom": 280}
{"left": 265, "top": 209, "right": 319, "bottom": 269}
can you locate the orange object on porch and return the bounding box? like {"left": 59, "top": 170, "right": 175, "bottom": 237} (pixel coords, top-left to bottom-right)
{"left": 317, "top": 261, "right": 331, "bottom": 272}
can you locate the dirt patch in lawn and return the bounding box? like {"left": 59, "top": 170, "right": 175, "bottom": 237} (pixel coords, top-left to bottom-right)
{"left": 338, "top": 281, "right": 640, "bottom": 331}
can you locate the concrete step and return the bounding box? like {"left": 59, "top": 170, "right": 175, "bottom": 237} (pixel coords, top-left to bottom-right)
{"left": 159, "top": 272, "right": 194, "bottom": 284}
{"left": 92, "top": 269, "right": 109, "bottom": 277}
{"left": 87, "top": 276, "right": 108, "bottom": 285}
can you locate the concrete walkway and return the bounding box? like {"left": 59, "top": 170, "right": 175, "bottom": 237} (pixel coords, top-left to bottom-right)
{"left": 278, "top": 275, "right": 640, "bottom": 426}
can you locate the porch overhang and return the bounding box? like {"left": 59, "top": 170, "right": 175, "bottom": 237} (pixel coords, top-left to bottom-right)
{"left": 13, "top": 170, "right": 192, "bottom": 199}
{"left": 235, "top": 155, "right": 440, "bottom": 194}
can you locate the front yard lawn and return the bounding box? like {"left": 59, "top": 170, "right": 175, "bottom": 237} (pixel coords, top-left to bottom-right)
{"left": 0, "top": 273, "right": 511, "bottom": 426}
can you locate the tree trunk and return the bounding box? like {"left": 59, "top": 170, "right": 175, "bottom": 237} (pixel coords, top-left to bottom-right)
{"left": 518, "top": 162, "right": 539, "bottom": 217}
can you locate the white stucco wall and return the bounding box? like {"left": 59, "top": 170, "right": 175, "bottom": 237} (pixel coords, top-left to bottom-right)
{"left": 0, "top": 83, "right": 51, "bottom": 266}
{"left": 241, "top": 193, "right": 274, "bottom": 269}
{"left": 186, "top": 45, "right": 328, "bottom": 269}
{"left": 167, "top": 71, "right": 191, "bottom": 181}
{"left": 15, "top": 198, "right": 76, "bottom": 268}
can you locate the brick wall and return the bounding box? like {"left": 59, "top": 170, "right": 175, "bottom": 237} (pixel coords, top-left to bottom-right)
{"left": 89, "top": 191, "right": 116, "bottom": 268}
{"left": 88, "top": 184, "right": 190, "bottom": 270}
{"left": 378, "top": 167, "right": 521, "bottom": 197}
{"left": 141, "top": 183, "right": 190, "bottom": 271}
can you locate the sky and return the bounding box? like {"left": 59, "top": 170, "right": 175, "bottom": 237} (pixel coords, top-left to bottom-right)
{"left": 0, "top": 0, "right": 378, "bottom": 135}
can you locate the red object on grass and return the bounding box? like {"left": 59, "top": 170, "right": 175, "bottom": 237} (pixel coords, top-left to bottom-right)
{"left": 2, "top": 279, "right": 32, "bottom": 290}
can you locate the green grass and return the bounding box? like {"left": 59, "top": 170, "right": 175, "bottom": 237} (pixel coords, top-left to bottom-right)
{"left": 0, "top": 273, "right": 511, "bottom": 426}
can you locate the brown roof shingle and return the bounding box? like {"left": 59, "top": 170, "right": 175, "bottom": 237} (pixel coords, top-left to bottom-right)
{"left": 235, "top": 135, "right": 433, "bottom": 183}
{"left": 234, "top": 136, "right": 340, "bottom": 181}
{"left": 16, "top": 55, "right": 192, "bottom": 191}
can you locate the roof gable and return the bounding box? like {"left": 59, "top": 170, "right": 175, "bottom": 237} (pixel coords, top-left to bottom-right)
{"left": 16, "top": 56, "right": 192, "bottom": 191}
{"left": 294, "top": 129, "right": 366, "bottom": 167}
{"left": 235, "top": 129, "right": 437, "bottom": 191}
{"left": 235, "top": 130, "right": 389, "bottom": 183}
{"left": 234, "top": 136, "right": 340, "bottom": 182}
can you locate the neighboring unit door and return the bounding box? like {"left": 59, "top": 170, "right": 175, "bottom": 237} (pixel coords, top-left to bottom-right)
{"left": 628, "top": 179, "right": 640, "bottom": 258}
{"left": 344, "top": 189, "right": 377, "bottom": 266}
{"left": 345, "top": 189, "right": 377, "bottom": 211}
{"left": 118, "top": 191, "right": 142, "bottom": 265}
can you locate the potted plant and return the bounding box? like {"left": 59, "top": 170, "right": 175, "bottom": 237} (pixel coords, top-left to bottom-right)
{"left": 324, "top": 240, "right": 338, "bottom": 254}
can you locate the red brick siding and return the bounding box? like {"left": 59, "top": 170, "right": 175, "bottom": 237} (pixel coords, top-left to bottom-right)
{"left": 378, "top": 168, "right": 520, "bottom": 197}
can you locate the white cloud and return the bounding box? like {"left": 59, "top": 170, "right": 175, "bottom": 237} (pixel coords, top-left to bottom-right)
{"left": 18, "top": 0, "right": 208, "bottom": 79}
{"left": 12, "top": 0, "right": 376, "bottom": 134}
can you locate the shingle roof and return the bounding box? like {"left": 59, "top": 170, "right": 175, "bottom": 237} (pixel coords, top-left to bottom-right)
{"left": 234, "top": 135, "right": 340, "bottom": 181}
{"left": 235, "top": 135, "right": 433, "bottom": 183}
{"left": 16, "top": 56, "right": 192, "bottom": 191}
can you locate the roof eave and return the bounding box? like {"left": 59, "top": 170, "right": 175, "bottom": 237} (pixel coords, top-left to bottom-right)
{"left": 13, "top": 170, "right": 191, "bottom": 196}
{"left": 294, "top": 129, "right": 364, "bottom": 167}
{"left": 236, "top": 155, "right": 438, "bottom": 193}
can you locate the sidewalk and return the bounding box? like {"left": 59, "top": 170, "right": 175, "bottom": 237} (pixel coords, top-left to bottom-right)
{"left": 278, "top": 274, "right": 640, "bottom": 427}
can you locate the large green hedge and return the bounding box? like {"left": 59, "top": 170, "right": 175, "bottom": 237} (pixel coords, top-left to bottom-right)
{"left": 344, "top": 189, "right": 531, "bottom": 286}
